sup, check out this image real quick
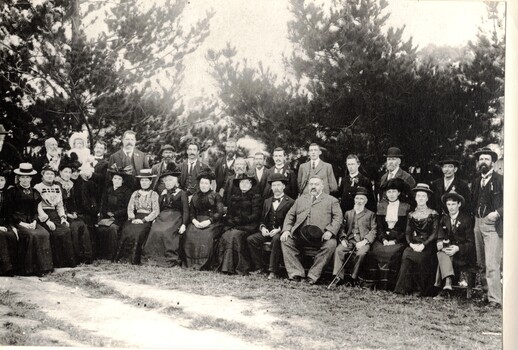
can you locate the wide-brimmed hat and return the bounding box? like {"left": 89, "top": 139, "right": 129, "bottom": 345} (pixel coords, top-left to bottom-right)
{"left": 196, "top": 169, "right": 216, "bottom": 182}
{"left": 355, "top": 186, "right": 369, "bottom": 197}
{"left": 107, "top": 164, "right": 133, "bottom": 178}
{"left": 135, "top": 169, "right": 156, "bottom": 178}
{"left": 384, "top": 147, "right": 403, "bottom": 158}
{"left": 59, "top": 153, "right": 81, "bottom": 171}
{"left": 383, "top": 178, "right": 406, "bottom": 192}
{"left": 268, "top": 172, "right": 288, "bottom": 185}
{"left": 299, "top": 225, "right": 324, "bottom": 247}
{"left": 233, "top": 173, "right": 257, "bottom": 187}
{"left": 441, "top": 190, "right": 465, "bottom": 207}
{"left": 160, "top": 162, "right": 181, "bottom": 178}
{"left": 437, "top": 156, "right": 461, "bottom": 166}
{"left": 14, "top": 163, "right": 37, "bottom": 176}
{"left": 159, "top": 144, "right": 175, "bottom": 154}
{"left": 69, "top": 131, "right": 88, "bottom": 149}
{"left": 412, "top": 183, "right": 433, "bottom": 195}
{"left": 473, "top": 147, "right": 498, "bottom": 162}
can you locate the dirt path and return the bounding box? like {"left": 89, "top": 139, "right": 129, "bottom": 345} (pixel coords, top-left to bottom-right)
{"left": 1, "top": 276, "right": 271, "bottom": 349}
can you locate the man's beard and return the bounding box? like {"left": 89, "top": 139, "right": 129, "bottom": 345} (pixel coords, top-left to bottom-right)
{"left": 354, "top": 204, "right": 365, "bottom": 212}
{"left": 227, "top": 151, "right": 235, "bottom": 158}
{"left": 478, "top": 163, "right": 490, "bottom": 174}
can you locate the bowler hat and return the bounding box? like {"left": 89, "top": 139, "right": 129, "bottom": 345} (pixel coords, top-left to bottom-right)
{"left": 412, "top": 183, "right": 433, "bottom": 196}
{"left": 14, "top": 163, "right": 37, "bottom": 176}
{"left": 232, "top": 173, "right": 257, "bottom": 187}
{"left": 441, "top": 190, "right": 465, "bottom": 207}
{"left": 473, "top": 147, "right": 498, "bottom": 162}
{"left": 135, "top": 169, "right": 156, "bottom": 178}
{"left": 299, "top": 225, "right": 324, "bottom": 247}
{"left": 268, "top": 172, "right": 288, "bottom": 185}
{"left": 160, "top": 144, "right": 175, "bottom": 154}
{"left": 355, "top": 186, "right": 369, "bottom": 197}
{"left": 437, "top": 156, "right": 461, "bottom": 166}
{"left": 384, "top": 147, "right": 403, "bottom": 158}
{"left": 160, "top": 162, "right": 181, "bottom": 178}
{"left": 196, "top": 169, "right": 216, "bottom": 182}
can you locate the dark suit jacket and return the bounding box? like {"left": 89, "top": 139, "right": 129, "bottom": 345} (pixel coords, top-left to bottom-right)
{"left": 259, "top": 195, "right": 295, "bottom": 231}
{"left": 339, "top": 209, "right": 377, "bottom": 244}
{"left": 377, "top": 168, "right": 416, "bottom": 203}
{"left": 282, "top": 193, "right": 343, "bottom": 236}
{"left": 32, "top": 153, "right": 57, "bottom": 184}
{"left": 297, "top": 160, "right": 338, "bottom": 195}
{"left": 179, "top": 160, "right": 211, "bottom": 196}
{"left": 108, "top": 148, "right": 149, "bottom": 190}
{"left": 263, "top": 165, "right": 298, "bottom": 199}
{"left": 430, "top": 176, "right": 471, "bottom": 214}
{"left": 214, "top": 156, "right": 236, "bottom": 191}
{"left": 338, "top": 172, "right": 376, "bottom": 213}
{"left": 92, "top": 158, "right": 109, "bottom": 205}
{"left": 437, "top": 212, "right": 475, "bottom": 266}
{"left": 253, "top": 166, "right": 270, "bottom": 199}
{"left": 471, "top": 171, "right": 503, "bottom": 236}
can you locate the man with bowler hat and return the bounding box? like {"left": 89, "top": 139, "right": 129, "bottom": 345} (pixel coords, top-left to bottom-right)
{"left": 247, "top": 173, "right": 295, "bottom": 279}
{"left": 281, "top": 175, "right": 343, "bottom": 284}
{"left": 471, "top": 146, "right": 503, "bottom": 308}
{"left": 151, "top": 144, "right": 176, "bottom": 194}
{"left": 377, "top": 147, "right": 416, "bottom": 203}
{"left": 429, "top": 156, "right": 471, "bottom": 214}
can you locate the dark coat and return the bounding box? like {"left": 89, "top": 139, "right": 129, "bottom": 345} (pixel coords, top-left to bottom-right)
{"left": 151, "top": 160, "right": 178, "bottom": 193}
{"left": 99, "top": 185, "right": 132, "bottom": 224}
{"left": 375, "top": 201, "right": 411, "bottom": 243}
{"left": 189, "top": 190, "right": 224, "bottom": 223}
{"left": 92, "top": 158, "right": 109, "bottom": 204}
{"left": 178, "top": 160, "right": 211, "bottom": 196}
{"left": 108, "top": 148, "right": 149, "bottom": 190}
{"left": 259, "top": 195, "right": 295, "bottom": 231}
{"left": 437, "top": 212, "right": 475, "bottom": 266}
{"left": 225, "top": 190, "right": 262, "bottom": 233}
{"left": 338, "top": 172, "right": 376, "bottom": 213}
{"left": 340, "top": 208, "right": 377, "bottom": 244}
{"left": 252, "top": 167, "right": 270, "bottom": 199}
{"left": 7, "top": 185, "right": 42, "bottom": 225}
{"left": 430, "top": 176, "right": 471, "bottom": 214}
{"left": 214, "top": 156, "right": 236, "bottom": 192}
{"left": 471, "top": 171, "right": 503, "bottom": 236}
{"left": 377, "top": 168, "right": 416, "bottom": 203}
{"left": 159, "top": 188, "right": 190, "bottom": 226}
{"left": 263, "top": 165, "right": 298, "bottom": 199}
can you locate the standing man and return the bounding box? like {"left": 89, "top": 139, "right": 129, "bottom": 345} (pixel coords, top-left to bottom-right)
{"left": 338, "top": 154, "right": 376, "bottom": 213}
{"left": 179, "top": 142, "right": 211, "bottom": 198}
{"left": 215, "top": 138, "right": 238, "bottom": 194}
{"left": 281, "top": 176, "right": 343, "bottom": 284}
{"left": 264, "top": 147, "right": 298, "bottom": 199}
{"left": 33, "top": 137, "right": 62, "bottom": 183}
{"left": 91, "top": 140, "right": 109, "bottom": 206}
{"left": 429, "top": 156, "right": 471, "bottom": 214}
{"left": 297, "top": 143, "right": 338, "bottom": 195}
{"left": 377, "top": 147, "right": 416, "bottom": 203}
{"left": 222, "top": 157, "right": 248, "bottom": 206}
{"left": 151, "top": 144, "right": 176, "bottom": 194}
{"left": 252, "top": 152, "right": 269, "bottom": 198}
{"left": 471, "top": 147, "right": 503, "bottom": 308}
{"left": 107, "top": 130, "right": 149, "bottom": 190}
{"left": 247, "top": 173, "right": 295, "bottom": 279}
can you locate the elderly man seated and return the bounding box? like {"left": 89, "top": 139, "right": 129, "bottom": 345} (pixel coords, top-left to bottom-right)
{"left": 281, "top": 176, "right": 343, "bottom": 285}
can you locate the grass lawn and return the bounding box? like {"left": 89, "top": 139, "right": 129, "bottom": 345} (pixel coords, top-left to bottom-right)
{"left": 45, "top": 260, "right": 502, "bottom": 350}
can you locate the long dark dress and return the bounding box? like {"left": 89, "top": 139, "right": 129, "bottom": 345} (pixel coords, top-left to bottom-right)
{"left": 74, "top": 176, "right": 99, "bottom": 257}
{"left": 216, "top": 189, "right": 262, "bottom": 275}
{"left": 0, "top": 187, "right": 17, "bottom": 275}
{"left": 183, "top": 190, "right": 224, "bottom": 270}
{"left": 394, "top": 208, "right": 439, "bottom": 296}
{"left": 34, "top": 182, "right": 76, "bottom": 268}
{"left": 115, "top": 189, "right": 159, "bottom": 265}
{"left": 56, "top": 177, "right": 92, "bottom": 264}
{"left": 362, "top": 200, "right": 411, "bottom": 290}
{"left": 143, "top": 187, "right": 189, "bottom": 266}
{"left": 7, "top": 185, "right": 53, "bottom": 275}
{"left": 96, "top": 185, "right": 132, "bottom": 260}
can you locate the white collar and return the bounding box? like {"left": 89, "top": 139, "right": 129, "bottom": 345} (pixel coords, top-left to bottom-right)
{"left": 389, "top": 167, "right": 400, "bottom": 176}
{"left": 450, "top": 212, "right": 460, "bottom": 221}
{"left": 349, "top": 172, "right": 359, "bottom": 178}
{"left": 482, "top": 170, "right": 494, "bottom": 179}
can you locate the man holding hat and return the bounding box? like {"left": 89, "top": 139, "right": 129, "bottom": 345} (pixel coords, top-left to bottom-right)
{"left": 152, "top": 144, "right": 176, "bottom": 194}
{"left": 377, "top": 147, "right": 416, "bottom": 203}
{"left": 430, "top": 156, "right": 471, "bottom": 214}
{"left": 471, "top": 146, "right": 503, "bottom": 308}
{"left": 247, "top": 172, "right": 295, "bottom": 279}
{"left": 434, "top": 191, "right": 475, "bottom": 299}
{"left": 281, "top": 175, "right": 343, "bottom": 284}
{"left": 178, "top": 142, "right": 211, "bottom": 198}
{"left": 332, "top": 186, "right": 377, "bottom": 286}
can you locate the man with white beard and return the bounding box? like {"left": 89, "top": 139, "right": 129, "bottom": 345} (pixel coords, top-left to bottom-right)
{"left": 33, "top": 137, "right": 62, "bottom": 183}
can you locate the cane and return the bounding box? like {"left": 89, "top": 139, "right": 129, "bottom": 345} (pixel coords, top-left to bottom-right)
{"left": 327, "top": 250, "right": 355, "bottom": 289}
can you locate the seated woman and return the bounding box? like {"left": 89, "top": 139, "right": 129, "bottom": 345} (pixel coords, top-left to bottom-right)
{"left": 0, "top": 169, "right": 17, "bottom": 276}
{"left": 34, "top": 165, "right": 76, "bottom": 268}
{"left": 183, "top": 170, "right": 224, "bottom": 270}
{"left": 143, "top": 163, "right": 189, "bottom": 267}
{"left": 55, "top": 154, "right": 93, "bottom": 264}
{"left": 8, "top": 163, "right": 53, "bottom": 275}
{"left": 115, "top": 169, "right": 159, "bottom": 265}
{"left": 96, "top": 166, "right": 132, "bottom": 260}
{"left": 362, "top": 178, "right": 411, "bottom": 290}
{"left": 394, "top": 183, "right": 439, "bottom": 296}
{"left": 216, "top": 173, "right": 261, "bottom": 275}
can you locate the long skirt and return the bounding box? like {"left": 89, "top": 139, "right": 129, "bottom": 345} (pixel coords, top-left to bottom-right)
{"left": 216, "top": 228, "right": 252, "bottom": 275}
{"left": 69, "top": 218, "right": 93, "bottom": 264}
{"left": 183, "top": 215, "right": 222, "bottom": 270}
{"left": 142, "top": 209, "right": 183, "bottom": 267}
{"left": 0, "top": 227, "right": 18, "bottom": 275}
{"left": 362, "top": 241, "right": 406, "bottom": 290}
{"left": 394, "top": 246, "right": 437, "bottom": 296}
{"left": 41, "top": 210, "right": 76, "bottom": 268}
{"left": 15, "top": 223, "right": 53, "bottom": 275}
{"left": 96, "top": 222, "right": 121, "bottom": 261}
{"left": 115, "top": 213, "right": 151, "bottom": 265}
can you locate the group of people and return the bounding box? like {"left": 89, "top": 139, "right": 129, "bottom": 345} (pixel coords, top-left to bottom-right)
{"left": 0, "top": 130, "right": 503, "bottom": 309}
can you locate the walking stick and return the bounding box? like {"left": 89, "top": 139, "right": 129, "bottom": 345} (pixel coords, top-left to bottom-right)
{"left": 327, "top": 250, "right": 355, "bottom": 289}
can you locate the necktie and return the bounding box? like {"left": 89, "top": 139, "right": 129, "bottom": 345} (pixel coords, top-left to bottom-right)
{"left": 312, "top": 161, "right": 315, "bottom": 170}
{"left": 273, "top": 197, "right": 283, "bottom": 204}
{"left": 481, "top": 174, "right": 490, "bottom": 187}
{"left": 312, "top": 195, "right": 316, "bottom": 203}
{"left": 189, "top": 163, "right": 193, "bottom": 175}
{"left": 388, "top": 172, "right": 393, "bottom": 180}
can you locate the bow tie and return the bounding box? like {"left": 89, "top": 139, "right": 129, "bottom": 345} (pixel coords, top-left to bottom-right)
{"left": 273, "top": 197, "right": 283, "bottom": 204}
